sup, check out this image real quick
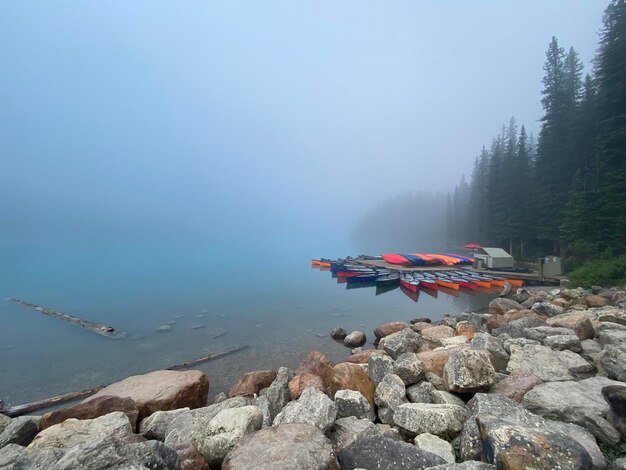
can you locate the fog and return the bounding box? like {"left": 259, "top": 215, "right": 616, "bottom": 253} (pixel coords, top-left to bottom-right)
{"left": 0, "top": 1, "right": 605, "bottom": 252}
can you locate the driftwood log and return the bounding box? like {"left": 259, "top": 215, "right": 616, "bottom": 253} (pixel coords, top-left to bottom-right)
{"left": 1, "top": 345, "right": 249, "bottom": 417}
{"left": 8, "top": 298, "right": 125, "bottom": 338}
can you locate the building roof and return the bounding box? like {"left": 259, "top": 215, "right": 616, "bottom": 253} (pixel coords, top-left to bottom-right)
{"left": 478, "top": 247, "right": 513, "bottom": 258}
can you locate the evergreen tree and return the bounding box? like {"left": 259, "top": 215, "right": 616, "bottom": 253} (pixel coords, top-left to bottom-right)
{"left": 593, "top": 0, "right": 626, "bottom": 253}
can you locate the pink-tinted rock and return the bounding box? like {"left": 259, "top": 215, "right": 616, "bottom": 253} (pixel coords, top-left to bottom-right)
{"left": 487, "top": 314, "right": 507, "bottom": 333}
{"left": 288, "top": 373, "right": 325, "bottom": 400}
{"left": 411, "top": 322, "right": 436, "bottom": 333}
{"left": 84, "top": 370, "right": 209, "bottom": 421}
{"left": 171, "top": 442, "right": 209, "bottom": 470}
{"left": 345, "top": 349, "right": 388, "bottom": 364}
{"left": 227, "top": 370, "right": 277, "bottom": 398}
{"left": 456, "top": 323, "right": 476, "bottom": 340}
{"left": 491, "top": 369, "right": 543, "bottom": 402}
{"left": 374, "top": 322, "right": 409, "bottom": 339}
{"left": 489, "top": 298, "right": 524, "bottom": 315}
{"left": 328, "top": 362, "right": 375, "bottom": 408}
{"left": 417, "top": 347, "right": 463, "bottom": 378}
{"left": 421, "top": 326, "right": 455, "bottom": 345}
{"left": 584, "top": 295, "right": 610, "bottom": 308}
{"left": 546, "top": 314, "right": 596, "bottom": 340}
{"left": 41, "top": 395, "right": 139, "bottom": 431}
{"left": 295, "top": 351, "right": 334, "bottom": 388}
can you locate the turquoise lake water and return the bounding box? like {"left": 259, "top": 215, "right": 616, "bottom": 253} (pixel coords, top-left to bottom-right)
{"left": 0, "top": 242, "right": 496, "bottom": 406}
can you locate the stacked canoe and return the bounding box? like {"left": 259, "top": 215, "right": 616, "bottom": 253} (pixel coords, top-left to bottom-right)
{"left": 381, "top": 253, "right": 473, "bottom": 267}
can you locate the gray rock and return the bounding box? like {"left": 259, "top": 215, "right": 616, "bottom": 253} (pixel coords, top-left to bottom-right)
{"left": 431, "top": 391, "right": 466, "bottom": 408}
{"left": 427, "top": 463, "right": 496, "bottom": 470}
{"left": 328, "top": 416, "right": 377, "bottom": 451}
{"left": 335, "top": 390, "right": 374, "bottom": 421}
{"left": 414, "top": 432, "right": 455, "bottom": 464}
{"left": 212, "top": 392, "right": 227, "bottom": 404}
{"left": 522, "top": 325, "right": 577, "bottom": 342}
{"left": 488, "top": 298, "right": 524, "bottom": 315}
{"left": 459, "top": 393, "right": 605, "bottom": 468}
{"left": 599, "top": 330, "right": 626, "bottom": 347}
{"left": 253, "top": 395, "right": 272, "bottom": 427}
{"left": 601, "top": 344, "right": 626, "bottom": 381}
{"left": 597, "top": 321, "right": 626, "bottom": 332}
{"left": 0, "top": 416, "right": 40, "bottom": 449}
{"left": 494, "top": 316, "right": 547, "bottom": 338}
{"left": 264, "top": 366, "right": 293, "bottom": 421}
{"left": 379, "top": 329, "right": 421, "bottom": 359}
{"left": 331, "top": 327, "right": 347, "bottom": 340}
{"left": 273, "top": 387, "right": 337, "bottom": 434}
{"left": 602, "top": 385, "right": 626, "bottom": 440}
{"left": 470, "top": 333, "right": 509, "bottom": 372}
{"left": 0, "top": 415, "right": 10, "bottom": 435}
{"left": 523, "top": 376, "right": 622, "bottom": 444}
{"left": 165, "top": 405, "right": 262, "bottom": 465}
{"left": 0, "top": 443, "right": 24, "bottom": 468}
{"left": 139, "top": 407, "right": 190, "bottom": 440}
{"left": 502, "top": 336, "right": 540, "bottom": 353}
{"left": 375, "top": 423, "right": 404, "bottom": 441}
{"left": 582, "top": 339, "right": 603, "bottom": 354}
{"left": 506, "top": 344, "right": 593, "bottom": 381}
{"left": 466, "top": 313, "right": 490, "bottom": 331}
{"left": 611, "top": 458, "right": 626, "bottom": 470}
{"left": 376, "top": 406, "right": 395, "bottom": 426}
{"left": 337, "top": 429, "right": 446, "bottom": 470}
{"left": 393, "top": 352, "right": 424, "bottom": 385}
{"left": 597, "top": 308, "right": 626, "bottom": 325}
{"left": 221, "top": 423, "right": 339, "bottom": 470}
{"left": 367, "top": 354, "right": 394, "bottom": 386}
{"left": 544, "top": 334, "right": 583, "bottom": 352}
{"left": 344, "top": 331, "right": 366, "bottom": 348}
{"left": 14, "top": 437, "right": 179, "bottom": 470}
{"left": 406, "top": 381, "right": 435, "bottom": 403}
{"left": 374, "top": 374, "right": 407, "bottom": 411}
{"left": 532, "top": 301, "right": 565, "bottom": 316}
{"left": 393, "top": 403, "right": 467, "bottom": 438}
{"left": 443, "top": 348, "right": 495, "bottom": 393}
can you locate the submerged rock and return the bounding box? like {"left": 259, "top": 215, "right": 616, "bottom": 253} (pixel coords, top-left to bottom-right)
{"left": 344, "top": 331, "right": 366, "bottom": 348}
{"left": 330, "top": 327, "right": 347, "bottom": 340}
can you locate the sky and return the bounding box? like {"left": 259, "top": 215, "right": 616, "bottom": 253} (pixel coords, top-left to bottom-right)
{"left": 0, "top": 1, "right": 608, "bottom": 248}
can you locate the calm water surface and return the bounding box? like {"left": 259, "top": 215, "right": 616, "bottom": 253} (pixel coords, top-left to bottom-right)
{"left": 0, "top": 243, "right": 496, "bottom": 406}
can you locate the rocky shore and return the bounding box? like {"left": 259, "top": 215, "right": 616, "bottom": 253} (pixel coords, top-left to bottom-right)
{"left": 1, "top": 285, "right": 625, "bottom": 469}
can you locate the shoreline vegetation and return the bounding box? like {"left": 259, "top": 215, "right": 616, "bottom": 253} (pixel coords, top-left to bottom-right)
{"left": 1, "top": 283, "right": 625, "bottom": 469}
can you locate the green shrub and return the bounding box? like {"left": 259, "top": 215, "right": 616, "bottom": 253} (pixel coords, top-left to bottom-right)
{"left": 567, "top": 255, "right": 626, "bottom": 288}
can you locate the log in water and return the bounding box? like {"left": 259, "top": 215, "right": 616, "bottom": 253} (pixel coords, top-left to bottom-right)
{"left": 0, "top": 345, "right": 250, "bottom": 417}
{"left": 8, "top": 298, "right": 125, "bottom": 338}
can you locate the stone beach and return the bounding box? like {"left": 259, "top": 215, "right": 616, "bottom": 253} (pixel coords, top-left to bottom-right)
{"left": 1, "top": 285, "right": 626, "bottom": 469}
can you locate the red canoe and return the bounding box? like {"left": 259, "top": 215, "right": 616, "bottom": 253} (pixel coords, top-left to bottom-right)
{"left": 382, "top": 253, "right": 412, "bottom": 266}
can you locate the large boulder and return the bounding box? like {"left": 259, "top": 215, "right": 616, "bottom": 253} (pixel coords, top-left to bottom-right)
{"left": 337, "top": 429, "right": 446, "bottom": 470}
{"left": 222, "top": 423, "right": 338, "bottom": 470}
{"left": 393, "top": 352, "right": 424, "bottom": 385}
{"left": 328, "top": 416, "right": 377, "bottom": 451}
{"left": 601, "top": 344, "right": 626, "bottom": 382}
{"left": 393, "top": 403, "right": 467, "bottom": 438}
{"left": 471, "top": 333, "right": 509, "bottom": 372}
{"left": 532, "top": 301, "right": 566, "bottom": 317}
{"left": 334, "top": 390, "right": 374, "bottom": 421}
{"left": 523, "top": 376, "right": 622, "bottom": 444}
{"left": 40, "top": 396, "right": 139, "bottom": 431}
{"left": 367, "top": 353, "right": 395, "bottom": 386}
{"left": 165, "top": 405, "right": 262, "bottom": 465}
{"left": 602, "top": 385, "right": 626, "bottom": 440}
{"left": 488, "top": 298, "right": 524, "bottom": 315}
{"left": 414, "top": 432, "right": 455, "bottom": 464}
{"left": 0, "top": 443, "right": 25, "bottom": 468}
{"left": 0, "top": 416, "right": 40, "bottom": 448}
{"left": 345, "top": 349, "right": 387, "bottom": 364}
{"left": 458, "top": 393, "right": 605, "bottom": 469}
{"left": 443, "top": 348, "right": 495, "bottom": 393}
{"left": 288, "top": 373, "right": 325, "bottom": 400}
{"left": 585, "top": 295, "right": 611, "bottom": 308}
{"left": 139, "top": 407, "right": 190, "bottom": 440}
{"left": 263, "top": 366, "right": 293, "bottom": 421}
{"left": 84, "top": 369, "right": 209, "bottom": 421}
{"left": 28, "top": 412, "right": 132, "bottom": 450}
{"left": 546, "top": 313, "right": 596, "bottom": 340}
{"left": 14, "top": 436, "right": 179, "bottom": 470}
{"left": 379, "top": 328, "right": 421, "bottom": 359}
{"left": 273, "top": 388, "right": 337, "bottom": 434}
{"left": 506, "top": 344, "right": 594, "bottom": 381}
{"left": 417, "top": 347, "right": 464, "bottom": 378}
{"left": 328, "top": 362, "right": 375, "bottom": 408}
{"left": 406, "top": 381, "right": 435, "bottom": 404}
{"left": 296, "top": 352, "right": 334, "bottom": 388}
{"left": 227, "top": 370, "right": 276, "bottom": 398}
{"left": 490, "top": 369, "right": 542, "bottom": 402}
{"left": 374, "top": 374, "right": 407, "bottom": 411}
{"left": 374, "top": 322, "right": 409, "bottom": 339}
{"left": 421, "top": 326, "right": 455, "bottom": 347}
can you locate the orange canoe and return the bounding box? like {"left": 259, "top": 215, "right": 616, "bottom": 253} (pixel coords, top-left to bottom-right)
{"left": 436, "top": 279, "right": 459, "bottom": 290}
